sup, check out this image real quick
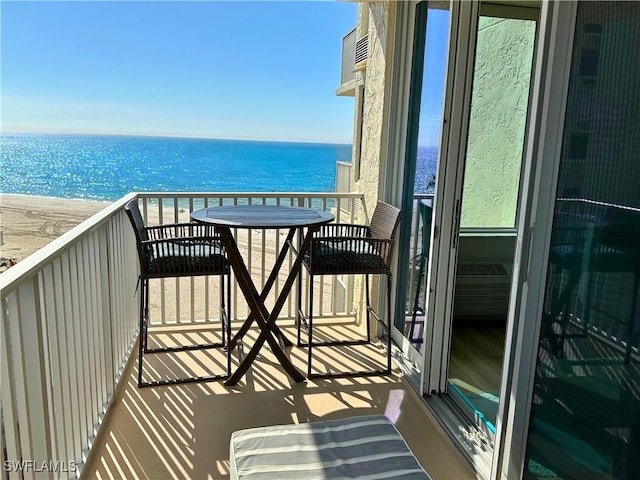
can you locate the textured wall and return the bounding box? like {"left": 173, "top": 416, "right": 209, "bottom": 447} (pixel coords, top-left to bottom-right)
{"left": 354, "top": 2, "right": 394, "bottom": 218}
{"left": 461, "top": 17, "right": 535, "bottom": 228}
{"left": 349, "top": 2, "right": 395, "bottom": 323}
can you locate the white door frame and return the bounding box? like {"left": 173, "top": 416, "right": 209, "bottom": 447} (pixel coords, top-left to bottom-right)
{"left": 385, "top": 0, "right": 421, "bottom": 369}
{"left": 424, "top": 0, "right": 480, "bottom": 395}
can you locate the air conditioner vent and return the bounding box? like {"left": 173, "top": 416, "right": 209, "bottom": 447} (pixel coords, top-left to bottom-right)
{"left": 454, "top": 263, "right": 511, "bottom": 323}
{"left": 355, "top": 35, "right": 368, "bottom": 64}
{"left": 457, "top": 263, "right": 507, "bottom": 277}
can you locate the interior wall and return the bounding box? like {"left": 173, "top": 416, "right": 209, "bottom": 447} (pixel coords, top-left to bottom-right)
{"left": 457, "top": 234, "right": 516, "bottom": 265}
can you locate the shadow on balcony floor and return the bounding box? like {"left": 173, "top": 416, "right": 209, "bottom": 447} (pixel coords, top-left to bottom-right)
{"left": 82, "top": 320, "right": 477, "bottom": 480}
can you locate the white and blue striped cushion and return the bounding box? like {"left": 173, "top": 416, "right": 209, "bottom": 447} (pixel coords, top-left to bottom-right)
{"left": 229, "top": 415, "right": 431, "bottom": 479}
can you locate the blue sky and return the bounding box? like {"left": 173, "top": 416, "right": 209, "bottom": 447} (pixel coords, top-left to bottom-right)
{"left": 1, "top": 1, "right": 357, "bottom": 143}
{"left": 419, "top": 8, "right": 449, "bottom": 148}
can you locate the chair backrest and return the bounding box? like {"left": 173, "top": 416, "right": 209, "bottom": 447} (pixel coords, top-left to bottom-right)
{"left": 124, "top": 199, "right": 148, "bottom": 241}
{"left": 369, "top": 201, "right": 402, "bottom": 241}
{"left": 124, "top": 199, "right": 148, "bottom": 273}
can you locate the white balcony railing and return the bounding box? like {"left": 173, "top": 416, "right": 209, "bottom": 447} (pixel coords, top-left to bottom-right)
{"left": 405, "top": 195, "right": 434, "bottom": 319}
{"left": 0, "top": 193, "right": 139, "bottom": 478}
{"left": 0, "top": 191, "right": 365, "bottom": 477}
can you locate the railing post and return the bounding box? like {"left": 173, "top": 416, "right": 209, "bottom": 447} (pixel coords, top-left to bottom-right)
{"left": 6, "top": 278, "right": 54, "bottom": 476}
{"left": 1, "top": 296, "right": 22, "bottom": 480}
{"left": 101, "top": 223, "right": 115, "bottom": 397}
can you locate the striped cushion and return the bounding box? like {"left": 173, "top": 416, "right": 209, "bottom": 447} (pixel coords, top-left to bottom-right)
{"left": 229, "top": 415, "right": 430, "bottom": 479}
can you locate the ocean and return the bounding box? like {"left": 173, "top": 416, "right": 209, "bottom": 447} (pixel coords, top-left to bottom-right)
{"left": 0, "top": 134, "right": 437, "bottom": 200}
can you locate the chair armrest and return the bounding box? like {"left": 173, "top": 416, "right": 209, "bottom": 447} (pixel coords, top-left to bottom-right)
{"left": 315, "top": 223, "right": 370, "bottom": 238}
{"left": 145, "top": 222, "right": 219, "bottom": 241}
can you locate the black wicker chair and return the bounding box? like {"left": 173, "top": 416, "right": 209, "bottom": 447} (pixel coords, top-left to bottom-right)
{"left": 297, "top": 200, "right": 402, "bottom": 378}
{"left": 125, "top": 199, "right": 231, "bottom": 387}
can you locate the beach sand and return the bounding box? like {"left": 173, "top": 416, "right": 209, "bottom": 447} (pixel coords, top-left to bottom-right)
{"left": 0, "top": 194, "right": 110, "bottom": 264}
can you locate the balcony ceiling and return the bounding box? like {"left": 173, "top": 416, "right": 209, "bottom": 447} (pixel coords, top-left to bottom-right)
{"left": 484, "top": 0, "right": 541, "bottom": 8}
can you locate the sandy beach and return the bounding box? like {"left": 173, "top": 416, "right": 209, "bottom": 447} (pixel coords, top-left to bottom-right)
{"left": 0, "top": 194, "right": 110, "bottom": 265}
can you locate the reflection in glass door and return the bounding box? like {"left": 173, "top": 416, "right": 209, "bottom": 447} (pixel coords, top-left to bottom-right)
{"left": 396, "top": 2, "right": 450, "bottom": 373}
{"left": 447, "top": 8, "right": 536, "bottom": 442}
{"left": 525, "top": 2, "right": 640, "bottom": 478}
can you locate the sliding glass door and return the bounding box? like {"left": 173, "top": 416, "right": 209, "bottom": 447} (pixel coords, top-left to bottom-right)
{"left": 393, "top": 1, "right": 540, "bottom": 477}
{"left": 523, "top": 3, "right": 640, "bottom": 478}
{"left": 394, "top": 1, "right": 451, "bottom": 383}
{"left": 447, "top": 5, "right": 536, "bottom": 445}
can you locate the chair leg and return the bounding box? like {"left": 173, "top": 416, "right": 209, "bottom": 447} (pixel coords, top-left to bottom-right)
{"left": 226, "top": 271, "right": 232, "bottom": 376}
{"left": 297, "top": 265, "right": 303, "bottom": 346}
{"left": 365, "top": 274, "right": 371, "bottom": 343}
{"left": 143, "top": 278, "right": 150, "bottom": 353}
{"left": 137, "top": 277, "right": 147, "bottom": 387}
{"left": 307, "top": 272, "right": 392, "bottom": 380}
{"left": 220, "top": 273, "right": 226, "bottom": 347}
{"left": 307, "top": 275, "right": 314, "bottom": 377}
{"left": 386, "top": 274, "right": 392, "bottom": 374}
{"left": 138, "top": 273, "right": 232, "bottom": 388}
{"left": 217, "top": 271, "right": 233, "bottom": 378}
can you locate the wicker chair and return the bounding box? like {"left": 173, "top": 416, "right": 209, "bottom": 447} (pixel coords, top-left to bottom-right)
{"left": 297, "top": 200, "right": 402, "bottom": 378}
{"left": 124, "top": 199, "right": 231, "bottom": 387}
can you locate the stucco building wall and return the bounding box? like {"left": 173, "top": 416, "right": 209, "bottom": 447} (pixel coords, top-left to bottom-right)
{"left": 352, "top": 2, "right": 396, "bottom": 218}
{"left": 461, "top": 17, "right": 535, "bottom": 228}
{"left": 348, "top": 1, "right": 396, "bottom": 323}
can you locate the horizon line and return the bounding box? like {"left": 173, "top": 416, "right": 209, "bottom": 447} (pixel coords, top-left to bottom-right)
{"left": 1, "top": 127, "right": 353, "bottom": 146}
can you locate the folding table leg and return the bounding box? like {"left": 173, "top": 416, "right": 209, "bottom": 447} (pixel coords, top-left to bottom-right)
{"left": 219, "top": 227, "right": 307, "bottom": 386}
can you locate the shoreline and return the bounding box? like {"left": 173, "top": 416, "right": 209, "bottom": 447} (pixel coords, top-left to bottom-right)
{"left": 1, "top": 192, "right": 116, "bottom": 204}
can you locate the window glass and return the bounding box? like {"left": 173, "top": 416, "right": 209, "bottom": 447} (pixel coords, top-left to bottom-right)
{"left": 525, "top": 3, "right": 640, "bottom": 478}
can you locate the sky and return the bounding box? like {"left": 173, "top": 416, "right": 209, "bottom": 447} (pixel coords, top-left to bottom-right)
{"left": 419, "top": 8, "right": 449, "bottom": 148}
{"left": 1, "top": 1, "right": 358, "bottom": 144}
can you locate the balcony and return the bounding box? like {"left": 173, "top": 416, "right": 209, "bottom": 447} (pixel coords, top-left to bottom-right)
{"left": 0, "top": 191, "right": 475, "bottom": 479}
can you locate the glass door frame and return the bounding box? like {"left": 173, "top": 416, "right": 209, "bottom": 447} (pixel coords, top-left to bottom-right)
{"left": 493, "top": 2, "right": 579, "bottom": 479}
{"left": 423, "top": 0, "right": 480, "bottom": 397}
{"left": 388, "top": 0, "right": 432, "bottom": 380}
{"left": 387, "top": 0, "right": 480, "bottom": 397}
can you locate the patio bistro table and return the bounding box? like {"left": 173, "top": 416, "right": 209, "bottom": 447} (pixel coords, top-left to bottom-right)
{"left": 191, "top": 205, "right": 334, "bottom": 386}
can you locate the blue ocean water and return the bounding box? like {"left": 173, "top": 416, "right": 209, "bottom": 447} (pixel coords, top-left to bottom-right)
{"left": 0, "top": 133, "right": 437, "bottom": 200}
{"left": 0, "top": 134, "right": 352, "bottom": 201}
{"left": 415, "top": 146, "right": 438, "bottom": 195}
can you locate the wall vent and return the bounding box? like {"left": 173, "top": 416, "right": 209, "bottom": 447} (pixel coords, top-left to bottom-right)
{"left": 355, "top": 35, "right": 368, "bottom": 65}
{"left": 454, "top": 263, "right": 511, "bottom": 323}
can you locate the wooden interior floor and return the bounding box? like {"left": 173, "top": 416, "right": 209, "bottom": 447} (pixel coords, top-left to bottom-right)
{"left": 449, "top": 326, "right": 505, "bottom": 396}
{"left": 82, "top": 319, "right": 478, "bottom": 480}
{"left": 448, "top": 325, "right": 506, "bottom": 426}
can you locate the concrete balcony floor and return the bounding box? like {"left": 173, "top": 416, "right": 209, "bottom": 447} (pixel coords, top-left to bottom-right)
{"left": 82, "top": 319, "right": 477, "bottom": 479}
